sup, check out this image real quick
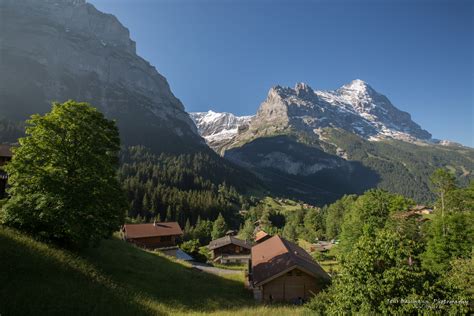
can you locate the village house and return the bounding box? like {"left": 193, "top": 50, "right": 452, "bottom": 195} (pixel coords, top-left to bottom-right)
{"left": 0, "top": 144, "right": 13, "bottom": 198}
{"left": 311, "top": 240, "right": 334, "bottom": 253}
{"left": 249, "top": 235, "right": 330, "bottom": 303}
{"left": 208, "top": 235, "right": 252, "bottom": 264}
{"left": 255, "top": 230, "right": 271, "bottom": 244}
{"left": 122, "top": 221, "right": 183, "bottom": 249}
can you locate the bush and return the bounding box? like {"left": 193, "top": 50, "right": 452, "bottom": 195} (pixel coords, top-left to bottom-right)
{"left": 179, "top": 239, "right": 208, "bottom": 262}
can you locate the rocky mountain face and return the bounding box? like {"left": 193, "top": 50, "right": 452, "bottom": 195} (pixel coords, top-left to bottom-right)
{"left": 235, "top": 80, "right": 432, "bottom": 147}
{"left": 190, "top": 111, "right": 253, "bottom": 153}
{"left": 0, "top": 0, "right": 203, "bottom": 152}
{"left": 192, "top": 81, "right": 473, "bottom": 204}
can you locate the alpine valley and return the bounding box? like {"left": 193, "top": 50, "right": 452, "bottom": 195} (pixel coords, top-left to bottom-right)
{"left": 1, "top": 0, "right": 472, "bottom": 212}
{"left": 191, "top": 81, "right": 474, "bottom": 204}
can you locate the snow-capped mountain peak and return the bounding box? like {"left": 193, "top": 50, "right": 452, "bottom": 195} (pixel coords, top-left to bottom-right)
{"left": 190, "top": 110, "right": 254, "bottom": 151}
{"left": 339, "top": 79, "right": 372, "bottom": 93}
{"left": 190, "top": 80, "right": 437, "bottom": 154}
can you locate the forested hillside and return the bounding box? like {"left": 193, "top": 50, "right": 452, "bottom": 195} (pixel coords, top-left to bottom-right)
{"left": 322, "top": 128, "right": 474, "bottom": 202}
{"left": 119, "top": 146, "right": 263, "bottom": 227}
{"left": 0, "top": 119, "right": 24, "bottom": 144}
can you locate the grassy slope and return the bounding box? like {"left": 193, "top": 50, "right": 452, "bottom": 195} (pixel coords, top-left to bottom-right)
{"left": 0, "top": 227, "right": 308, "bottom": 316}
{"left": 258, "top": 196, "right": 310, "bottom": 213}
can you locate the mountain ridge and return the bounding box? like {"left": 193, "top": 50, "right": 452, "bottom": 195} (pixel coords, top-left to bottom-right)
{"left": 0, "top": 0, "right": 203, "bottom": 153}
{"left": 191, "top": 80, "right": 473, "bottom": 204}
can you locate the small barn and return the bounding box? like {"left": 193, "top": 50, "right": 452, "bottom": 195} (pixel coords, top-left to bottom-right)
{"left": 122, "top": 221, "right": 183, "bottom": 249}
{"left": 249, "top": 235, "right": 330, "bottom": 303}
{"left": 208, "top": 235, "right": 252, "bottom": 264}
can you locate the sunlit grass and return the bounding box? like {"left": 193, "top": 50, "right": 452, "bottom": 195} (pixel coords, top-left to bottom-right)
{"left": 0, "top": 226, "right": 308, "bottom": 315}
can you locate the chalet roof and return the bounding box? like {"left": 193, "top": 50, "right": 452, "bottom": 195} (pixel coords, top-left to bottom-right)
{"left": 123, "top": 222, "right": 183, "bottom": 239}
{"left": 0, "top": 145, "right": 12, "bottom": 158}
{"left": 255, "top": 230, "right": 269, "bottom": 242}
{"left": 251, "top": 235, "right": 330, "bottom": 286}
{"left": 208, "top": 235, "right": 252, "bottom": 250}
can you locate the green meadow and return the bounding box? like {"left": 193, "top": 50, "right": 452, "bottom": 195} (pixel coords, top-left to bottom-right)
{"left": 0, "top": 227, "right": 308, "bottom": 316}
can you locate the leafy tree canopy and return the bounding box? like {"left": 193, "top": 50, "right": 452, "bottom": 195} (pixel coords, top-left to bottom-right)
{"left": 338, "top": 189, "right": 414, "bottom": 255}
{"left": 1, "top": 101, "right": 126, "bottom": 247}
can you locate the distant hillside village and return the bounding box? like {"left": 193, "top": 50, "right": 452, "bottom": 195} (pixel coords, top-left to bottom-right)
{"left": 122, "top": 219, "right": 330, "bottom": 303}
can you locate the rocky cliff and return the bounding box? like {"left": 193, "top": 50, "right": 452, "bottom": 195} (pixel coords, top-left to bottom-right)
{"left": 0, "top": 0, "right": 203, "bottom": 152}
{"left": 235, "top": 80, "right": 432, "bottom": 147}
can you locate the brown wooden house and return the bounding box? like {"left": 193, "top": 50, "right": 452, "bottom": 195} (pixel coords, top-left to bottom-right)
{"left": 0, "top": 145, "right": 13, "bottom": 198}
{"left": 208, "top": 235, "right": 252, "bottom": 264}
{"left": 249, "top": 235, "right": 330, "bottom": 303}
{"left": 255, "top": 230, "right": 271, "bottom": 244}
{"left": 122, "top": 222, "right": 183, "bottom": 249}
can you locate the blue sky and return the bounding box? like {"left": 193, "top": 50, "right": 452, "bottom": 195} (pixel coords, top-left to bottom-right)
{"left": 89, "top": 0, "right": 473, "bottom": 146}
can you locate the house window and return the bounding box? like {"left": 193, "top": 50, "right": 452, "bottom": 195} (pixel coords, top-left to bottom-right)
{"left": 160, "top": 236, "right": 172, "bottom": 242}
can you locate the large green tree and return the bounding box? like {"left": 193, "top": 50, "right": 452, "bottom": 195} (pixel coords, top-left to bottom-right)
{"left": 422, "top": 182, "right": 473, "bottom": 274}
{"left": 330, "top": 230, "right": 427, "bottom": 313}
{"left": 238, "top": 218, "right": 255, "bottom": 242}
{"left": 324, "top": 194, "right": 356, "bottom": 240}
{"left": 308, "top": 229, "right": 467, "bottom": 314}
{"left": 338, "top": 189, "right": 413, "bottom": 255}
{"left": 1, "top": 101, "right": 126, "bottom": 247}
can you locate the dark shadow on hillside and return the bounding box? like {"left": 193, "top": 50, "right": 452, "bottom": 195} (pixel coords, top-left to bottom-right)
{"left": 0, "top": 227, "right": 155, "bottom": 316}
{"left": 81, "top": 237, "right": 258, "bottom": 313}
{"left": 225, "top": 135, "right": 380, "bottom": 205}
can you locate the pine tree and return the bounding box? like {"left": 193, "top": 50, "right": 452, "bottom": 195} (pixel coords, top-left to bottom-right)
{"left": 184, "top": 218, "right": 193, "bottom": 240}
{"left": 142, "top": 193, "right": 151, "bottom": 213}
{"left": 165, "top": 205, "right": 173, "bottom": 222}
{"left": 211, "top": 213, "right": 227, "bottom": 240}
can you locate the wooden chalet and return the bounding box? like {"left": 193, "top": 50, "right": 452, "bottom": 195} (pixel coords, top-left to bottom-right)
{"left": 122, "top": 221, "right": 183, "bottom": 249}
{"left": 249, "top": 235, "right": 330, "bottom": 303}
{"left": 0, "top": 145, "right": 13, "bottom": 198}
{"left": 208, "top": 235, "right": 252, "bottom": 264}
{"left": 255, "top": 230, "right": 271, "bottom": 244}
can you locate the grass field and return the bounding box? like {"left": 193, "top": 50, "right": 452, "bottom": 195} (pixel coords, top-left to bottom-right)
{"left": 212, "top": 262, "right": 248, "bottom": 271}
{"left": 0, "top": 226, "right": 309, "bottom": 315}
